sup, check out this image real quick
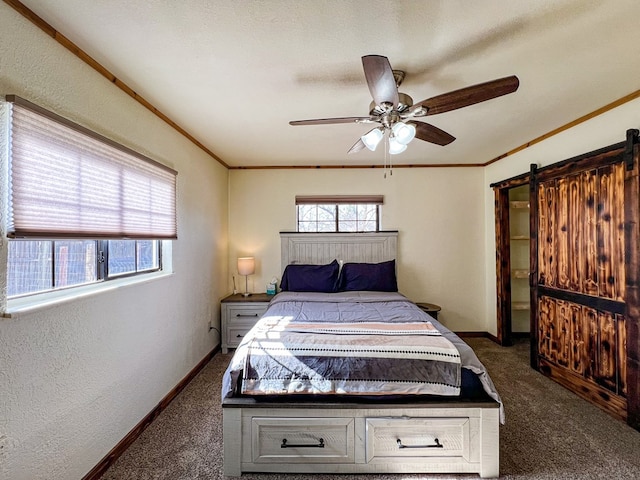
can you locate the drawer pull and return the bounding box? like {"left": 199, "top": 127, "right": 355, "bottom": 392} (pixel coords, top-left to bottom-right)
{"left": 396, "top": 438, "right": 443, "bottom": 449}
{"left": 235, "top": 313, "right": 259, "bottom": 318}
{"left": 281, "top": 438, "right": 325, "bottom": 449}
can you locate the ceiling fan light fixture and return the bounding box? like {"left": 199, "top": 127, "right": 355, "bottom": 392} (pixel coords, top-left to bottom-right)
{"left": 391, "top": 122, "right": 416, "bottom": 145}
{"left": 388, "top": 137, "right": 407, "bottom": 155}
{"left": 361, "top": 127, "right": 384, "bottom": 151}
{"left": 289, "top": 55, "right": 519, "bottom": 162}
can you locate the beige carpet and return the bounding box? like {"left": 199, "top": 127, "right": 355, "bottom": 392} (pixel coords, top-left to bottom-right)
{"left": 101, "top": 338, "right": 640, "bottom": 479}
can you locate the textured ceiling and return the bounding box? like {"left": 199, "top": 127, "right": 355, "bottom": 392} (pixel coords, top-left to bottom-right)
{"left": 17, "top": 0, "right": 640, "bottom": 167}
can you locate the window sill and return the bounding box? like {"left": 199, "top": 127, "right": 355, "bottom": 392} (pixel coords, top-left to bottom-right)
{"left": 1, "top": 270, "right": 173, "bottom": 319}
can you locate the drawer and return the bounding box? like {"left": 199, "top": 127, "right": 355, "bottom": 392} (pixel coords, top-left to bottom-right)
{"left": 226, "top": 305, "right": 267, "bottom": 323}
{"left": 251, "top": 417, "right": 354, "bottom": 464}
{"left": 365, "top": 417, "right": 473, "bottom": 463}
{"left": 226, "top": 319, "right": 256, "bottom": 347}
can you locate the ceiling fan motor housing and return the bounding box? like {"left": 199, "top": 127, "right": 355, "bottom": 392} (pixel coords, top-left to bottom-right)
{"left": 369, "top": 92, "right": 413, "bottom": 116}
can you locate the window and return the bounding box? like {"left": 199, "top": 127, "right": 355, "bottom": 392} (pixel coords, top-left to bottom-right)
{"left": 296, "top": 195, "right": 382, "bottom": 232}
{"left": 7, "top": 239, "right": 161, "bottom": 298}
{"left": 107, "top": 240, "right": 160, "bottom": 277}
{"left": 4, "top": 96, "right": 175, "bottom": 300}
{"left": 7, "top": 240, "right": 96, "bottom": 297}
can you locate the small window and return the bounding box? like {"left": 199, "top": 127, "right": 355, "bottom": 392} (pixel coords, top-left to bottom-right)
{"left": 296, "top": 196, "right": 382, "bottom": 232}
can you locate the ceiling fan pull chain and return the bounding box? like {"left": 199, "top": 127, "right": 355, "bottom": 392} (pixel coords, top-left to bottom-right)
{"left": 384, "top": 133, "right": 389, "bottom": 178}
{"left": 388, "top": 132, "right": 393, "bottom": 177}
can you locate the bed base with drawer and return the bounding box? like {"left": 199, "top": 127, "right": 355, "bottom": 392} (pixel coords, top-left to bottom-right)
{"left": 223, "top": 398, "right": 500, "bottom": 477}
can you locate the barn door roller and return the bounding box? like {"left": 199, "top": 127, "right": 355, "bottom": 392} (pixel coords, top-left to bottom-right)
{"left": 625, "top": 128, "right": 639, "bottom": 171}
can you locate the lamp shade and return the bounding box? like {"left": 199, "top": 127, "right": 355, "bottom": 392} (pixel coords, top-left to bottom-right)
{"left": 392, "top": 122, "right": 416, "bottom": 145}
{"left": 388, "top": 137, "right": 407, "bottom": 155}
{"left": 237, "top": 257, "right": 255, "bottom": 275}
{"left": 361, "top": 127, "right": 384, "bottom": 151}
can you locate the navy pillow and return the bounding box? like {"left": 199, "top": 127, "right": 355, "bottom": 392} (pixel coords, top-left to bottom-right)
{"left": 339, "top": 260, "right": 397, "bottom": 292}
{"left": 280, "top": 259, "right": 339, "bottom": 293}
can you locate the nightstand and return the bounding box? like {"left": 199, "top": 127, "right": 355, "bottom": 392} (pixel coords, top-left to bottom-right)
{"left": 221, "top": 293, "right": 273, "bottom": 353}
{"left": 415, "top": 302, "right": 441, "bottom": 320}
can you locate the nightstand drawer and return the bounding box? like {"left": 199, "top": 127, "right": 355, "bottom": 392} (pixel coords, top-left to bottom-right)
{"left": 227, "top": 305, "right": 268, "bottom": 322}
{"left": 226, "top": 319, "right": 257, "bottom": 347}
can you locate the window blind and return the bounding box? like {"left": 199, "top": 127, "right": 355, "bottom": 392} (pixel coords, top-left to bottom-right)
{"left": 295, "top": 195, "right": 384, "bottom": 205}
{"left": 6, "top": 96, "right": 177, "bottom": 239}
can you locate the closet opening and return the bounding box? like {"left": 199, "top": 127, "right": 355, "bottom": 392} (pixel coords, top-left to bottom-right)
{"left": 491, "top": 173, "right": 530, "bottom": 346}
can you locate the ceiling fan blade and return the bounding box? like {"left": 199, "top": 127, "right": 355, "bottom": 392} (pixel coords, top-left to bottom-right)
{"left": 362, "top": 55, "right": 399, "bottom": 108}
{"left": 289, "top": 116, "right": 372, "bottom": 126}
{"left": 417, "top": 75, "right": 519, "bottom": 116}
{"left": 347, "top": 138, "right": 367, "bottom": 154}
{"left": 409, "top": 120, "right": 456, "bottom": 146}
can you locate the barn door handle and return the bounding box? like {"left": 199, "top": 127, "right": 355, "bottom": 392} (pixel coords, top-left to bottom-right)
{"left": 281, "top": 438, "right": 325, "bottom": 448}
{"left": 397, "top": 438, "right": 443, "bottom": 449}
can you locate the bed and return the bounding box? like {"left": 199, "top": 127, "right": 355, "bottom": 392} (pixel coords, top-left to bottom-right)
{"left": 222, "top": 232, "right": 502, "bottom": 478}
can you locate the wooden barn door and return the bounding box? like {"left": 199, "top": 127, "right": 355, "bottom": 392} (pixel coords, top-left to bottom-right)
{"left": 530, "top": 130, "right": 639, "bottom": 427}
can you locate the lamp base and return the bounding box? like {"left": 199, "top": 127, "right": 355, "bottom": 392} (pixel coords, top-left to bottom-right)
{"left": 241, "top": 274, "right": 252, "bottom": 297}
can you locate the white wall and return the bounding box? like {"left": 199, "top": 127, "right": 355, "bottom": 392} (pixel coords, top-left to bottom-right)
{"left": 229, "top": 167, "right": 486, "bottom": 332}
{"left": 483, "top": 98, "right": 640, "bottom": 336}
{"left": 0, "top": 5, "right": 228, "bottom": 480}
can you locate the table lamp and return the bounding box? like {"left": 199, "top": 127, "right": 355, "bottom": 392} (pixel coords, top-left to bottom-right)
{"left": 237, "top": 257, "right": 255, "bottom": 297}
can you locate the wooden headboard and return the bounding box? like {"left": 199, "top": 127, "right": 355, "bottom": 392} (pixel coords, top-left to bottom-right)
{"left": 280, "top": 231, "right": 398, "bottom": 272}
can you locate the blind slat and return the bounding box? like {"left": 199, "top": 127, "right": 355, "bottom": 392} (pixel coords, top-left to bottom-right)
{"left": 6, "top": 97, "right": 177, "bottom": 239}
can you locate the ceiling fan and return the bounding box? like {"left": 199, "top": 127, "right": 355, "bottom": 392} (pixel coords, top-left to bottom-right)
{"left": 289, "top": 55, "right": 519, "bottom": 155}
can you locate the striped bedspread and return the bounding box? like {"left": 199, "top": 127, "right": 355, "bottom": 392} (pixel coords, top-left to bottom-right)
{"left": 241, "top": 319, "right": 461, "bottom": 396}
